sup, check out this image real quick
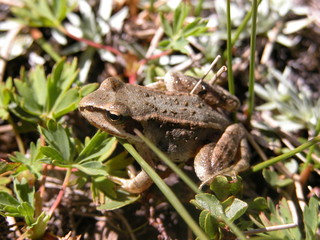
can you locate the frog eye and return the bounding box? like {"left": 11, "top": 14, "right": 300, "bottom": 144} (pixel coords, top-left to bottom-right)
{"left": 106, "top": 110, "right": 123, "bottom": 122}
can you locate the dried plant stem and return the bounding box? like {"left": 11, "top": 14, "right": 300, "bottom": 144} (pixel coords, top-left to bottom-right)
{"left": 59, "top": 27, "right": 121, "bottom": 56}
{"left": 7, "top": 116, "right": 25, "bottom": 154}
{"left": 243, "top": 223, "right": 298, "bottom": 236}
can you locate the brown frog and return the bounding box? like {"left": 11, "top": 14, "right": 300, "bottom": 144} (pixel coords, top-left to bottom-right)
{"left": 79, "top": 72, "right": 249, "bottom": 193}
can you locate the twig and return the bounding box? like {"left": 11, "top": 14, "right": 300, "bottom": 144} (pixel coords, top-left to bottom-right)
{"left": 136, "top": 27, "right": 164, "bottom": 76}
{"left": 293, "top": 174, "right": 307, "bottom": 211}
{"left": 260, "top": 22, "right": 283, "bottom": 65}
{"left": 190, "top": 55, "right": 221, "bottom": 94}
{"left": 243, "top": 223, "right": 298, "bottom": 236}
{"left": 60, "top": 27, "right": 121, "bottom": 56}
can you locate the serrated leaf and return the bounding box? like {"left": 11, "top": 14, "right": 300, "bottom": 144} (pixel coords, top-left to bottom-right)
{"left": 158, "top": 39, "right": 171, "bottom": 49}
{"left": 74, "top": 161, "right": 106, "bottom": 176}
{"left": 0, "top": 192, "right": 20, "bottom": 208}
{"left": 97, "top": 191, "right": 140, "bottom": 211}
{"left": 173, "top": 3, "right": 189, "bottom": 35}
{"left": 160, "top": 13, "right": 172, "bottom": 37}
{"left": 182, "top": 18, "right": 208, "bottom": 37}
{"left": 40, "top": 146, "right": 65, "bottom": 163}
{"left": 80, "top": 83, "right": 98, "bottom": 96}
{"left": 303, "top": 197, "right": 319, "bottom": 240}
{"left": 171, "top": 37, "right": 189, "bottom": 53}
{"left": 0, "top": 160, "right": 20, "bottom": 175}
{"left": 14, "top": 79, "right": 42, "bottom": 115}
{"left": 39, "top": 121, "right": 74, "bottom": 163}
{"left": 91, "top": 176, "right": 116, "bottom": 199}
{"left": 27, "top": 211, "right": 50, "bottom": 239}
{"left": 14, "top": 178, "right": 34, "bottom": 207}
{"left": 78, "top": 134, "right": 116, "bottom": 163}
{"left": 8, "top": 103, "right": 40, "bottom": 122}
{"left": 17, "top": 202, "right": 35, "bottom": 226}
{"left": 52, "top": 88, "right": 79, "bottom": 118}
{"left": 29, "top": 66, "right": 47, "bottom": 107}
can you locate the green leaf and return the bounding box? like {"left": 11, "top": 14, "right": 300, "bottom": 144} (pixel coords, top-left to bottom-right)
{"left": 9, "top": 141, "right": 43, "bottom": 178}
{"left": 210, "top": 175, "right": 243, "bottom": 201}
{"left": 80, "top": 83, "right": 99, "bottom": 97}
{"left": 74, "top": 161, "right": 106, "bottom": 176}
{"left": 191, "top": 193, "right": 225, "bottom": 220}
{"left": 0, "top": 192, "right": 20, "bottom": 209}
{"left": 224, "top": 198, "right": 248, "bottom": 222}
{"left": 8, "top": 103, "right": 40, "bottom": 123}
{"left": 249, "top": 197, "right": 268, "bottom": 211}
{"left": 303, "top": 197, "right": 319, "bottom": 240}
{"left": 17, "top": 202, "right": 35, "bottom": 226}
{"left": 183, "top": 18, "right": 208, "bottom": 37}
{"left": 158, "top": 39, "right": 171, "bottom": 49}
{"left": 14, "top": 79, "right": 42, "bottom": 115}
{"left": 91, "top": 176, "right": 117, "bottom": 199}
{"left": 39, "top": 120, "right": 74, "bottom": 163}
{"left": 47, "top": 59, "right": 79, "bottom": 116}
{"left": 173, "top": 3, "right": 189, "bottom": 35}
{"left": 199, "top": 210, "right": 219, "bottom": 239}
{"left": 97, "top": 191, "right": 140, "bottom": 211}
{"left": 263, "top": 169, "right": 293, "bottom": 187}
{"left": 104, "top": 151, "right": 133, "bottom": 174}
{"left": 40, "top": 146, "right": 65, "bottom": 164}
{"left": 171, "top": 37, "right": 189, "bottom": 54}
{"left": 46, "top": 60, "right": 65, "bottom": 111}
{"left": 29, "top": 66, "right": 47, "bottom": 107}
{"left": 0, "top": 160, "right": 20, "bottom": 175}
{"left": 27, "top": 211, "right": 50, "bottom": 239}
{"left": 11, "top": 0, "right": 74, "bottom": 28}
{"left": 78, "top": 133, "right": 116, "bottom": 163}
{"left": 14, "top": 178, "right": 35, "bottom": 207}
{"left": 0, "top": 79, "right": 13, "bottom": 120}
{"left": 52, "top": 88, "right": 79, "bottom": 118}
{"left": 160, "top": 13, "right": 173, "bottom": 37}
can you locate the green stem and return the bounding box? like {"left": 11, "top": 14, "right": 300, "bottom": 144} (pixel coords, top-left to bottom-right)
{"left": 222, "top": 0, "right": 262, "bottom": 60}
{"left": 226, "top": 0, "right": 235, "bottom": 95}
{"left": 195, "top": 0, "right": 204, "bottom": 17}
{"left": 252, "top": 136, "right": 320, "bottom": 172}
{"left": 31, "top": 28, "right": 61, "bottom": 62}
{"left": 304, "top": 121, "right": 320, "bottom": 168}
{"left": 130, "top": 131, "right": 247, "bottom": 240}
{"left": 120, "top": 141, "right": 209, "bottom": 240}
{"left": 247, "top": 0, "right": 258, "bottom": 120}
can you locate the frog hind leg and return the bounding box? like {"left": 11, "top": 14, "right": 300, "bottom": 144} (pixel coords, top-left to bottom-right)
{"left": 194, "top": 123, "right": 250, "bottom": 188}
{"left": 108, "top": 170, "right": 154, "bottom": 194}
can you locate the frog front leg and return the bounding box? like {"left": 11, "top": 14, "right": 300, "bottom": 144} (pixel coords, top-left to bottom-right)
{"left": 194, "top": 123, "right": 250, "bottom": 187}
